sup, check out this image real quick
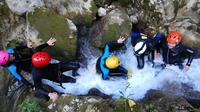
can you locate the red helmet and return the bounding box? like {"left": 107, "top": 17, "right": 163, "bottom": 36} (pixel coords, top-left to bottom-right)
{"left": 167, "top": 32, "right": 182, "bottom": 45}
{"left": 32, "top": 52, "right": 51, "bottom": 68}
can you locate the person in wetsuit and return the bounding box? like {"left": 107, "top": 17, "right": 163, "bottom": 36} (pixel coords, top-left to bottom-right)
{"left": 31, "top": 41, "right": 80, "bottom": 102}
{"left": 131, "top": 32, "right": 164, "bottom": 69}
{"left": 96, "top": 36, "right": 128, "bottom": 80}
{"left": 162, "top": 32, "right": 196, "bottom": 72}
{"left": 0, "top": 38, "right": 56, "bottom": 86}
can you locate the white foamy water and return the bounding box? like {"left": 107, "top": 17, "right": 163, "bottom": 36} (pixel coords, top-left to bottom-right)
{"left": 43, "top": 38, "right": 200, "bottom": 100}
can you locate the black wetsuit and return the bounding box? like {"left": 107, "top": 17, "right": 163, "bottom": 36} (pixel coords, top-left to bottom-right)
{"left": 131, "top": 32, "right": 163, "bottom": 69}
{"left": 32, "top": 60, "right": 79, "bottom": 98}
{"left": 162, "top": 42, "right": 196, "bottom": 68}
{"left": 96, "top": 41, "right": 128, "bottom": 80}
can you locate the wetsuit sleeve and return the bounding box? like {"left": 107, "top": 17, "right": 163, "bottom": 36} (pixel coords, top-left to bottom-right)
{"left": 8, "top": 64, "right": 23, "bottom": 81}
{"left": 106, "top": 41, "right": 125, "bottom": 52}
{"left": 131, "top": 32, "right": 141, "bottom": 46}
{"left": 150, "top": 33, "right": 165, "bottom": 53}
{"left": 183, "top": 47, "right": 196, "bottom": 66}
{"left": 14, "top": 46, "right": 29, "bottom": 51}
{"left": 34, "top": 43, "right": 49, "bottom": 52}
{"left": 32, "top": 71, "right": 49, "bottom": 97}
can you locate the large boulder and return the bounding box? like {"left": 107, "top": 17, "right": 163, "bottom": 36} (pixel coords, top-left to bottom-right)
{"left": 2, "top": 7, "right": 78, "bottom": 60}
{"left": 5, "top": 0, "right": 44, "bottom": 15}
{"left": 89, "top": 8, "right": 132, "bottom": 48}
{"left": 44, "top": 0, "right": 98, "bottom": 25}
{"left": 28, "top": 7, "right": 78, "bottom": 60}
{"left": 141, "top": 90, "right": 195, "bottom": 112}
{"left": 65, "top": 0, "right": 97, "bottom": 25}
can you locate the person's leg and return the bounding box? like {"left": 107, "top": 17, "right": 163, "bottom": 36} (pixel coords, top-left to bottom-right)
{"left": 136, "top": 55, "right": 144, "bottom": 69}
{"left": 59, "top": 61, "right": 80, "bottom": 76}
{"left": 54, "top": 74, "right": 76, "bottom": 83}
{"left": 177, "top": 63, "right": 184, "bottom": 70}
{"left": 109, "top": 66, "right": 128, "bottom": 77}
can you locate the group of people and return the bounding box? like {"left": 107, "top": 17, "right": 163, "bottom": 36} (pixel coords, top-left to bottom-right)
{"left": 96, "top": 31, "right": 196, "bottom": 80}
{"left": 0, "top": 30, "right": 196, "bottom": 102}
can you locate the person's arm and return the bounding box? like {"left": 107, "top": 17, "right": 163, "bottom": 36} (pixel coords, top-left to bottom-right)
{"left": 184, "top": 47, "right": 196, "bottom": 66}
{"left": 106, "top": 37, "right": 126, "bottom": 52}
{"left": 8, "top": 64, "right": 32, "bottom": 85}
{"left": 8, "top": 64, "right": 24, "bottom": 81}
{"left": 152, "top": 33, "right": 165, "bottom": 53}
{"left": 34, "top": 38, "right": 56, "bottom": 52}
{"left": 34, "top": 43, "right": 49, "bottom": 52}
{"left": 131, "top": 32, "right": 141, "bottom": 46}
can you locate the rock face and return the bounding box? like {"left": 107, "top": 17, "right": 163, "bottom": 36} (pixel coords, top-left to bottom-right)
{"left": 5, "top": 0, "right": 44, "bottom": 15}
{"left": 89, "top": 8, "right": 132, "bottom": 48}
{"left": 66, "top": 0, "right": 97, "bottom": 25}
{"left": 44, "top": 0, "right": 97, "bottom": 25}
{"left": 28, "top": 7, "right": 77, "bottom": 60}
{"left": 141, "top": 90, "right": 195, "bottom": 112}
{"left": 0, "top": 1, "right": 17, "bottom": 41}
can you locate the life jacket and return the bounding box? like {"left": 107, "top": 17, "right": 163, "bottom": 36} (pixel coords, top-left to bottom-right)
{"left": 100, "top": 44, "right": 110, "bottom": 79}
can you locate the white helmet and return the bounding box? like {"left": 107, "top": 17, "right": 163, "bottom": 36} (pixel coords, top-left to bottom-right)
{"left": 134, "top": 41, "right": 147, "bottom": 56}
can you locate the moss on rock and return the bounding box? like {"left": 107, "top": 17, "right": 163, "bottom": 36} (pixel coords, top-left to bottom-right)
{"left": 28, "top": 7, "right": 77, "bottom": 60}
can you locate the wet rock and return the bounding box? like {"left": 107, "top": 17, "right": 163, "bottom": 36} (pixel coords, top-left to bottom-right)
{"left": 0, "top": 1, "right": 18, "bottom": 40}
{"left": 2, "top": 23, "right": 41, "bottom": 48}
{"left": 142, "top": 89, "right": 194, "bottom": 112}
{"left": 89, "top": 8, "right": 132, "bottom": 48}
{"left": 43, "top": 0, "right": 68, "bottom": 16}
{"left": 160, "top": 82, "right": 200, "bottom": 108}
{"left": 28, "top": 7, "right": 78, "bottom": 60}
{"left": 98, "top": 7, "right": 107, "bottom": 17}
{"left": 43, "top": 0, "right": 98, "bottom": 25}
{"left": 5, "top": 0, "right": 44, "bottom": 15}
{"left": 130, "top": 15, "right": 138, "bottom": 24}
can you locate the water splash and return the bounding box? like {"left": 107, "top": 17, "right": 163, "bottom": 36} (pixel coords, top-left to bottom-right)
{"left": 44, "top": 38, "right": 200, "bottom": 100}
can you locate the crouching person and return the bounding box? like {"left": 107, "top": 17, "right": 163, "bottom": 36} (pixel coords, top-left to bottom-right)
{"left": 32, "top": 52, "right": 80, "bottom": 101}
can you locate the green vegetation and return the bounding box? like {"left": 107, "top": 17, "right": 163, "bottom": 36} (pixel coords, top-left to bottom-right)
{"left": 144, "top": 104, "right": 159, "bottom": 112}
{"left": 102, "top": 23, "right": 119, "bottom": 44}
{"left": 19, "top": 98, "right": 42, "bottom": 112}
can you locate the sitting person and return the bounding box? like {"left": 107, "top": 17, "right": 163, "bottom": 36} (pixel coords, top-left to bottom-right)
{"left": 96, "top": 36, "right": 128, "bottom": 80}
{"left": 31, "top": 51, "right": 80, "bottom": 102}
